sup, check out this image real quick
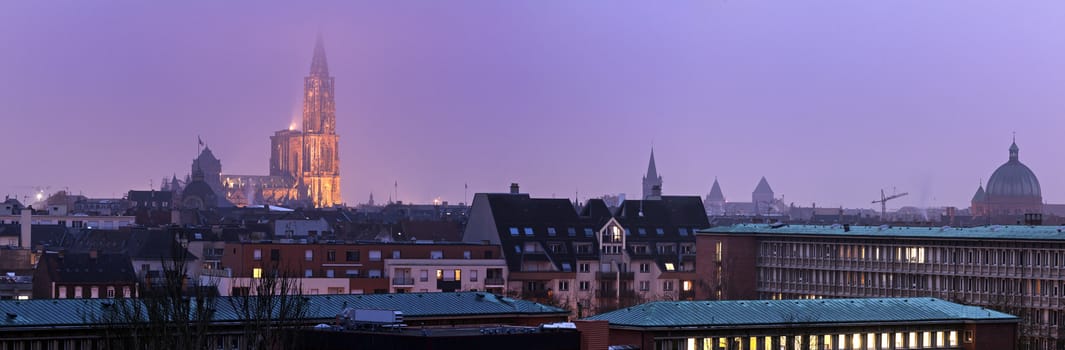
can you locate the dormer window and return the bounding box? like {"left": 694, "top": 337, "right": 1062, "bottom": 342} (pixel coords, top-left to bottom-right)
{"left": 678, "top": 228, "right": 689, "bottom": 236}
{"left": 509, "top": 227, "right": 520, "bottom": 236}
{"left": 656, "top": 228, "right": 665, "bottom": 235}
{"left": 638, "top": 228, "right": 647, "bottom": 236}
{"left": 567, "top": 228, "right": 577, "bottom": 237}
{"left": 523, "top": 227, "right": 534, "bottom": 236}
{"left": 547, "top": 227, "right": 557, "bottom": 236}
{"left": 584, "top": 228, "right": 594, "bottom": 237}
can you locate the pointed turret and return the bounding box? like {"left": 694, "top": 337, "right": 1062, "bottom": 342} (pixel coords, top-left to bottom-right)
{"left": 752, "top": 177, "right": 775, "bottom": 213}
{"left": 707, "top": 178, "right": 725, "bottom": 202}
{"left": 310, "top": 33, "right": 329, "bottom": 77}
{"left": 642, "top": 148, "right": 663, "bottom": 200}
{"left": 754, "top": 177, "right": 773, "bottom": 194}
{"left": 972, "top": 185, "right": 986, "bottom": 203}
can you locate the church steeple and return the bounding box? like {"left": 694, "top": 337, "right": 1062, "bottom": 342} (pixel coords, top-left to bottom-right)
{"left": 642, "top": 148, "right": 663, "bottom": 200}
{"left": 645, "top": 149, "right": 658, "bottom": 180}
{"left": 310, "top": 33, "right": 329, "bottom": 77}
{"left": 298, "top": 33, "right": 341, "bottom": 208}
{"left": 303, "top": 33, "right": 336, "bottom": 135}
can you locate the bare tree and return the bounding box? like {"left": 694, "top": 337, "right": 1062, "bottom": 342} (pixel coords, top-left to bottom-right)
{"left": 225, "top": 262, "right": 310, "bottom": 350}
{"left": 97, "top": 240, "right": 214, "bottom": 350}
{"left": 95, "top": 238, "right": 309, "bottom": 350}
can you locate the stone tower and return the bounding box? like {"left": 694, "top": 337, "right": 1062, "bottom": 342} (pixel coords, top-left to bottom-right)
{"left": 297, "top": 34, "right": 342, "bottom": 208}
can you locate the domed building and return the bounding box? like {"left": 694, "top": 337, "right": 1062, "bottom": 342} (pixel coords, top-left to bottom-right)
{"left": 971, "top": 139, "right": 1043, "bottom": 217}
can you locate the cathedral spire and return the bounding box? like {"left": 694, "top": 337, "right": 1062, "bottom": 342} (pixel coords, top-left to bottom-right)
{"left": 310, "top": 33, "right": 329, "bottom": 77}
{"left": 645, "top": 148, "right": 658, "bottom": 180}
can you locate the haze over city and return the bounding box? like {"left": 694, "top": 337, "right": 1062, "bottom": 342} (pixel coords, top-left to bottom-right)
{"left": 3, "top": 0, "right": 1064, "bottom": 209}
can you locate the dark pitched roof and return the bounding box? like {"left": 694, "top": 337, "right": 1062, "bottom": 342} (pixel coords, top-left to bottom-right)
{"left": 127, "top": 190, "right": 173, "bottom": 203}
{"left": 35, "top": 252, "right": 136, "bottom": 284}
{"left": 399, "top": 221, "right": 462, "bottom": 242}
{"left": 480, "top": 194, "right": 708, "bottom": 272}
{"left": 615, "top": 197, "right": 709, "bottom": 228}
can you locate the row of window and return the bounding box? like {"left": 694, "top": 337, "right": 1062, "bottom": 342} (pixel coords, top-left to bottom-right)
{"left": 547, "top": 280, "right": 692, "bottom": 292}
{"left": 762, "top": 241, "right": 1065, "bottom": 267}
{"left": 508, "top": 226, "right": 695, "bottom": 237}
{"left": 56, "top": 285, "right": 131, "bottom": 299}
{"left": 659, "top": 330, "right": 965, "bottom": 350}
{"left": 515, "top": 241, "right": 694, "bottom": 256}
{"left": 253, "top": 248, "right": 488, "bottom": 262}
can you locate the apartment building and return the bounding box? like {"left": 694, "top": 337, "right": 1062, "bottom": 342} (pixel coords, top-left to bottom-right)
{"left": 212, "top": 241, "right": 504, "bottom": 296}
{"left": 463, "top": 188, "right": 708, "bottom": 315}
{"left": 698, "top": 224, "right": 1065, "bottom": 350}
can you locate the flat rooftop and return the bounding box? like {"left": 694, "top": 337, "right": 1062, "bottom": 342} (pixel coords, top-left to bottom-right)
{"left": 585, "top": 298, "right": 1017, "bottom": 329}
{"left": 700, "top": 223, "right": 1065, "bottom": 242}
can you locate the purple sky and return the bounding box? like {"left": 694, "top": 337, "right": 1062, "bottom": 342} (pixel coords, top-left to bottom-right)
{"left": 2, "top": 1, "right": 1064, "bottom": 210}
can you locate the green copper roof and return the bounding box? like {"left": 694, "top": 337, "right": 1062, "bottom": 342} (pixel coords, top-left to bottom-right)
{"left": 0, "top": 292, "right": 566, "bottom": 329}
{"left": 700, "top": 223, "right": 1065, "bottom": 242}
{"left": 585, "top": 298, "right": 1017, "bottom": 328}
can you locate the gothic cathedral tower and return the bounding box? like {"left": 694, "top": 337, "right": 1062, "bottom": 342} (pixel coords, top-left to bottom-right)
{"left": 300, "top": 34, "right": 342, "bottom": 207}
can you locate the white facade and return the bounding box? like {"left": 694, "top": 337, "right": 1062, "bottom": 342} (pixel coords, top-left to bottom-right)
{"left": 384, "top": 258, "right": 508, "bottom": 293}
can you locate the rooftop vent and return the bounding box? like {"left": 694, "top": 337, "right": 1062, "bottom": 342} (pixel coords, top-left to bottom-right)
{"left": 510, "top": 183, "right": 520, "bottom": 194}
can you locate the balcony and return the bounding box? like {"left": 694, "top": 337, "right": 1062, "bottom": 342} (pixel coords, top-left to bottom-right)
{"left": 596, "top": 271, "right": 635, "bottom": 280}
{"left": 437, "top": 279, "right": 461, "bottom": 292}
{"left": 484, "top": 277, "right": 505, "bottom": 286}
{"left": 392, "top": 277, "right": 414, "bottom": 286}
{"left": 521, "top": 289, "right": 550, "bottom": 300}
{"left": 596, "top": 289, "right": 637, "bottom": 298}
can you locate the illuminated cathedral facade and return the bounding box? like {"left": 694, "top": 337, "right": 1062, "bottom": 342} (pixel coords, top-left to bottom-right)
{"left": 198, "top": 35, "right": 341, "bottom": 208}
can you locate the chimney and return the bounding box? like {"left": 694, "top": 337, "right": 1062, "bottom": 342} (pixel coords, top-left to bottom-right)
{"left": 19, "top": 206, "right": 31, "bottom": 249}
{"left": 509, "top": 183, "right": 520, "bottom": 194}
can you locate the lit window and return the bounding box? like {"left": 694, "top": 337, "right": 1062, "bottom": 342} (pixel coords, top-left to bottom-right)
{"left": 682, "top": 280, "right": 692, "bottom": 291}
{"left": 16, "top": 295, "right": 28, "bottom": 300}
{"left": 664, "top": 263, "right": 675, "bottom": 271}
{"left": 253, "top": 268, "right": 263, "bottom": 279}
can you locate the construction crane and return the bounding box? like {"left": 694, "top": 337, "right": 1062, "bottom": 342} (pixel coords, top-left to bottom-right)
{"left": 872, "top": 189, "right": 908, "bottom": 220}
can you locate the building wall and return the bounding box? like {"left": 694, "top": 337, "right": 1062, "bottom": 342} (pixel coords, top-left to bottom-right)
{"left": 607, "top": 323, "right": 1014, "bottom": 350}
{"left": 696, "top": 234, "right": 758, "bottom": 300}
{"left": 0, "top": 214, "right": 134, "bottom": 230}
{"left": 217, "top": 242, "right": 501, "bottom": 295}
{"left": 698, "top": 231, "right": 1064, "bottom": 349}
{"left": 384, "top": 258, "right": 507, "bottom": 293}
